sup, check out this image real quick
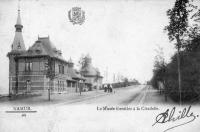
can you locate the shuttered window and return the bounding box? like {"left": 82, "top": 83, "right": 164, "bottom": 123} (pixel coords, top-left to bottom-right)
{"left": 25, "top": 62, "right": 32, "bottom": 72}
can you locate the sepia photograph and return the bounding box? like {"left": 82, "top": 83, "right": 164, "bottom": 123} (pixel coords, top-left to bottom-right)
{"left": 0, "top": 0, "right": 200, "bottom": 131}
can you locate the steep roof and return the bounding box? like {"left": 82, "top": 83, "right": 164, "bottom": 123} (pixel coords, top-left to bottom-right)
{"left": 12, "top": 32, "right": 25, "bottom": 51}
{"left": 81, "top": 66, "right": 97, "bottom": 76}
{"left": 67, "top": 67, "right": 85, "bottom": 80}
{"left": 16, "top": 9, "right": 22, "bottom": 25}
{"left": 19, "top": 36, "right": 66, "bottom": 62}
{"left": 67, "top": 67, "right": 77, "bottom": 78}
{"left": 81, "top": 65, "right": 103, "bottom": 78}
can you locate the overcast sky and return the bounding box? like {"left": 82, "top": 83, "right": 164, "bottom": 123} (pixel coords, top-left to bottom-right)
{"left": 0, "top": 0, "right": 177, "bottom": 93}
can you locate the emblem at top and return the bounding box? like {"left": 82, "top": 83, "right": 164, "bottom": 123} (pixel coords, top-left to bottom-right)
{"left": 68, "top": 7, "right": 85, "bottom": 25}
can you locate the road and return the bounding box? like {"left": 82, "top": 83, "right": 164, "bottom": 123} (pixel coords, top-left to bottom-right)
{"left": 2, "top": 85, "right": 199, "bottom": 132}
{"left": 0, "top": 85, "right": 171, "bottom": 106}
{"left": 70, "top": 85, "right": 169, "bottom": 105}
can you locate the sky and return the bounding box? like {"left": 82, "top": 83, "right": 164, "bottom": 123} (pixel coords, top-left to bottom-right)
{"left": 0, "top": 0, "right": 177, "bottom": 94}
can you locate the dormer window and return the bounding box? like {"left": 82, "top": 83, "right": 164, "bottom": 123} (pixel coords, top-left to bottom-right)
{"left": 35, "top": 49, "right": 41, "bottom": 54}
{"left": 28, "top": 50, "right": 33, "bottom": 54}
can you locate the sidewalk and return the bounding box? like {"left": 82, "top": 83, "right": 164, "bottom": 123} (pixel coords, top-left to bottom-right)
{"left": 0, "top": 90, "right": 109, "bottom": 106}
{"left": 143, "top": 86, "right": 176, "bottom": 106}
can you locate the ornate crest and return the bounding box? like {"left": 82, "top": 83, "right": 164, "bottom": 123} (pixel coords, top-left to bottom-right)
{"left": 68, "top": 7, "right": 85, "bottom": 25}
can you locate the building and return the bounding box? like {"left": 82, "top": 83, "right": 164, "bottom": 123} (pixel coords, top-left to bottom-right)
{"left": 67, "top": 59, "right": 86, "bottom": 92}
{"left": 7, "top": 9, "right": 85, "bottom": 96}
{"left": 80, "top": 55, "right": 103, "bottom": 90}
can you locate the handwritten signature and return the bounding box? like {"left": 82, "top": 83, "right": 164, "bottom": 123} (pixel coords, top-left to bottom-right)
{"left": 152, "top": 105, "right": 199, "bottom": 132}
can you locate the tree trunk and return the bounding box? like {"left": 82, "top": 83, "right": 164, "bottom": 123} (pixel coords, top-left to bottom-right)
{"left": 176, "top": 36, "right": 182, "bottom": 106}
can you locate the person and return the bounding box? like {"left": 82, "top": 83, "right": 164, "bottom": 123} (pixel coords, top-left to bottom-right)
{"left": 110, "top": 84, "right": 113, "bottom": 93}
{"left": 104, "top": 84, "right": 107, "bottom": 92}
{"left": 107, "top": 84, "right": 111, "bottom": 93}
{"left": 79, "top": 84, "right": 83, "bottom": 95}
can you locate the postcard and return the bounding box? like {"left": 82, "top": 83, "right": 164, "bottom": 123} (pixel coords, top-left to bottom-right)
{"left": 0, "top": 0, "right": 200, "bottom": 132}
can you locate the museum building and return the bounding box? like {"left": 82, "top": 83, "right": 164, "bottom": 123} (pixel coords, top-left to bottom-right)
{"left": 7, "top": 9, "right": 86, "bottom": 96}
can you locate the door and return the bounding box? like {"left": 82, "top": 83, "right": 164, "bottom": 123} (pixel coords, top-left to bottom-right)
{"left": 26, "top": 80, "right": 31, "bottom": 93}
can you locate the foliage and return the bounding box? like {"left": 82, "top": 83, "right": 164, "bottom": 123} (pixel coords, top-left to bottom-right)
{"left": 111, "top": 79, "right": 140, "bottom": 88}
{"left": 164, "top": 0, "right": 189, "bottom": 45}
{"left": 151, "top": 46, "right": 166, "bottom": 89}
{"left": 151, "top": 0, "right": 200, "bottom": 103}
{"left": 151, "top": 65, "right": 166, "bottom": 90}
{"left": 163, "top": 0, "right": 190, "bottom": 103}
{"left": 183, "top": 35, "right": 200, "bottom": 51}
{"left": 123, "top": 77, "right": 129, "bottom": 87}
{"left": 78, "top": 54, "right": 91, "bottom": 69}
{"left": 151, "top": 35, "right": 200, "bottom": 102}
{"left": 165, "top": 50, "right": 200, "bottom": 101}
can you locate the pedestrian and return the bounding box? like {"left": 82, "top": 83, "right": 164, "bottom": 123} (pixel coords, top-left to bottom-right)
{"left": 108, "top": 84, "right": 111, "bottom": 93}
{"left": 110, "top": 84, "right": 113, "bottom": 93}
{"left": 104, "top": 84, "right": 107, "bottom": 92}
{"left": 79, "top": 84, "right": 83, "bottom": 95}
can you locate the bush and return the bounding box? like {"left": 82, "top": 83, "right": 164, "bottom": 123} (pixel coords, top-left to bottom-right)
{"left": 165, "top": 51, "right": 200, "bottom": 102}
{"left": 151, "top": 64, "right": 166, "bottom": 90}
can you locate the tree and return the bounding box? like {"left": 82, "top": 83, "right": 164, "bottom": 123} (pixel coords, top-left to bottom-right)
{"left": 165, "top": 50, "right": 200, "bottom": 102}
{"left": 164, "top": 0, "right": 190, "bottom": 105}
{"left": 123, "top": 77, "right": 129, "bottom": 87}
{"left": 184, "top": 2, "right": 200, "bottom": 50}
{"left": 184, "top": 35, "right": 200, "bottom": 52}
{"left": 45, "top": 58, "right": 55, "bottom": 101}
{"left": 151, "top": 46, "right": 166, "bottom": 89}
{"left": 190, "top": 2, "right": 200, "bottom": 30}
{"left": 78, "top": 54, "right": 91, "bottom": 69}
{"left": 154, "top": 45, "right": 166, "bottom": 70}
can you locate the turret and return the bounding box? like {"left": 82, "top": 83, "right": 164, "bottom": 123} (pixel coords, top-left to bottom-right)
{"left": 7, "top": 6, "right": 26, "bottom": 96}
{"left": 11, "top": 9, "right": 26, "bottom": 52}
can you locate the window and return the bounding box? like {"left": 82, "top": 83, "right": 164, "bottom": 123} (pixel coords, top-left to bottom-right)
{"left": 59, "top": 65, "right": 65, "bottom": 74}
{"left": 32, "top": 62, "right": 39, "bottom": 71}
{"left": 62, "top": 81, "right": 64, "bottom": 91}
{"left": 57, "top": 81, "right": 64, "bottom": 92}
{"left": 25, "top": 62, "right": 32, "bottom": 72}
{"left": 59, "top": 65, "right": 61, "bottom": 73}
{"left": 58, "top": 81, "right": 59, "bottom": 92}
{"left": 18, "top": 62, "right": 24, "bottom": 71}
{"left": 62, "top": 66, "right": 64, "bottom": 74}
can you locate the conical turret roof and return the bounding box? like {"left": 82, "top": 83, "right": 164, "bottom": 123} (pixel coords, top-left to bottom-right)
{"left": 16, "top": 9, "right": 22, "bottom": 25}
{"left": 11, "top": 9, "right": 26, "bottom": 51}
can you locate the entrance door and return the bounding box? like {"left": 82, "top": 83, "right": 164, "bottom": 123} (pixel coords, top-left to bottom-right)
{"left": 26, "top": 80, "right": 31, "bottom": 93}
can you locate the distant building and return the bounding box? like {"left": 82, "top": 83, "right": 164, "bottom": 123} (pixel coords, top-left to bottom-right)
{"left": 7, "top": 9, "right": 85, "bottom": 96}
{"left": 80, "top": 55, "right": 103, "bottom": 90}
